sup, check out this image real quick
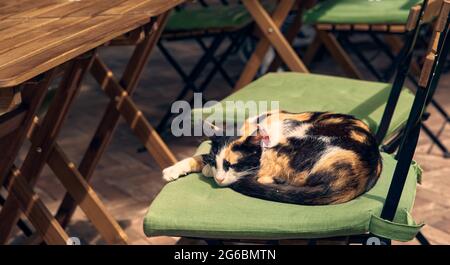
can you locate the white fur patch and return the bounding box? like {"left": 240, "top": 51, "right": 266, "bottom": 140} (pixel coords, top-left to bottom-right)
{"left": 162, "top": 157, "right": 196, "bottom": 182}
{"left": 202, "top": 164, "right": 215, "bottom": 177}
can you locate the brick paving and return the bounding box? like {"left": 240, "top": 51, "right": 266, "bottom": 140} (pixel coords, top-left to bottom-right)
{"left": 6, "top": 37, "right": 450, "bottom": 245}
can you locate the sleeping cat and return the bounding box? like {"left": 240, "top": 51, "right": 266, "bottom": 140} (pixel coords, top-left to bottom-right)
{"left": 162, "top": 110, "right": 382, "bottom": 205}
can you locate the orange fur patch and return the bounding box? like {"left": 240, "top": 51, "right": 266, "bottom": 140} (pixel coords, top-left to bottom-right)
{"left": 350, "top": 130, "right": 367, "bottom": 143}
{"left": 189, "top": 155, "right": 205, "bottom": 172}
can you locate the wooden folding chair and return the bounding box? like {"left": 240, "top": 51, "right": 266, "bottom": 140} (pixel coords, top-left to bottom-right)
{"left": 143, "top": 0, "right": 449, "bottom": 245}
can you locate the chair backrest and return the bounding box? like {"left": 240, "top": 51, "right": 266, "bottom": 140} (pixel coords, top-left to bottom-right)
{"left": 380, "top": 0, "right": 450, "bottom": 221}
{"left": 375, "top": 0, "right": 445, "bottom": 143}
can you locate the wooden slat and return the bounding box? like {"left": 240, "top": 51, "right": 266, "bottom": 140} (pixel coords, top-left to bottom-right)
{"left": 0, "top": 17, "right": 93, "bottom": 56}
{"left": 7, "top": 1, "right": 75, "bottom": 19}
{"left": 317, "top": 30, "right": 363, "bottom": 79}
{"left": 422, "top": 0, "right": 444, "bottom": 24}
{"left": 0, "top": 87, "right": 21, "bottom": 113}
{"left": 0, "top": 0, "right": 185, "bottom": 87}
{"left": 406, "top": 5, "right": 422, "bottom": 31}
{"left": 419, "top": 0, "right": 449, "bottom": 87}
{"left": 241, "top": 0, "right": 308, "bottom": 73}
{"left": 419, "top": 53, "right": 437, "bottom": 88}
{"left": 54, "top": 12, "right": 174, "bottom": 229}
{"left": 1, "top": 0, "right": 183, "bottom": 19}
{"left": 0, "top": 0, "right": 57, "bottom": 19}
{"left": 0, "top": 15, "right": 150, "bottom": 87}
{"left": 335, "top": 24, "right": 351, "bottom": 31}
{"left": 90, "top": 56, "right": 177, "bottom": 168}
{"left": 0, "top": 106, "right": 26, "bottom": 138}
{"left": 100, "top": 0, "right": 184, "bottom": 16}
{"left": 0, "top": 71, "right": 55, "bottom": 188}
{"left": 316, "top": 24, "right": 333, "bottom": 31}
{"left": 0, "top": 18, "right": 60, "bottom": 43}
{"left": 48, "top": 143, "right": 129, "bottom": 245}
{"left": 436, "top": 0, "right": 450, "bottom": 32}
{"left": 0, "top": 55, "right": 93, "bottom": 244}
{"left": 4, "top": 167, "right": 69, "bottom": 245}
{"left": 370, "top": 24, "right": 388, "bottom": 31}
{"left": 353, "top": 24, "right": 370, "bottom": 31}
{"left": 388, "top": 25, "right": 407, "bottom": 33}
{"left": 234, "top": 0, "right": 304, "bottom": 90}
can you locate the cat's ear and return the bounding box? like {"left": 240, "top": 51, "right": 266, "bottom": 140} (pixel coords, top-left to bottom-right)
{"left": 246, "top": 125, "right": 270, "bottom": 147}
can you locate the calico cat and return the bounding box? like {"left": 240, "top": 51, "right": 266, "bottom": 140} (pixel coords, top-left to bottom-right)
{"left": 162, "top": 110, "right": 382, "bottom": 205}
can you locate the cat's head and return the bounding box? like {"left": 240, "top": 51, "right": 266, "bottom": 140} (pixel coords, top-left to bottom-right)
{"left": 207, "top": 130, "right": 266, "bottom": 186}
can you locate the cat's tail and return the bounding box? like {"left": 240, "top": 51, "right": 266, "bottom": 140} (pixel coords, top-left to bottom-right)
{"left": 230, "top": 176, "right": 334, "bottom": 205}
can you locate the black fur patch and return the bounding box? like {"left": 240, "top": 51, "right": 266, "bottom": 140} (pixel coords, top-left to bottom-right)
{"left": 274, "top": 137, "right": 327, "bottom": 172}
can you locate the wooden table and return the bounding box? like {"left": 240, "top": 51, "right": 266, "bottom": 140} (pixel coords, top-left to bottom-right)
{"left": 0, "top": 0, "right": 183, "bottom": 245}
{"left": 234, "top": 0, "right": 310, "bottom": 90}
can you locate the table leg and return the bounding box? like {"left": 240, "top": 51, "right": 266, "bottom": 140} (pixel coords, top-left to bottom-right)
{"left": 0, "top": 73, "right": 55, "bottom": 186}
{"left": 3, "top": 167, "right": 69, "bottom": 245}
{"left": 235, "top": 0, "right": 308, "bottom": 91}
{"left": 54, "top": 12, "right": 176, "bottom": 229}
{"left": 25, "top": 117, "right": 128, "bottom": 244}
{"left": 0, "top": 54, "right": 94, "bottom": 244}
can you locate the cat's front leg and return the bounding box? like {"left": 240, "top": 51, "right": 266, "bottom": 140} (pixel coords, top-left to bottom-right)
{"left": 201, "top": 164, "right": 215, "bottom": 178}
{"left": 162, "top": 155, "right": 204, "bottom": 182}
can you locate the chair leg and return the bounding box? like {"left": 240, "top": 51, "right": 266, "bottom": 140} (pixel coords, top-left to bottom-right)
{"left": 316, "top": 30, "right": 364, "bottom": 79}
{"left": 242, "top": 0, "right": 308, "bottom": 73}
{"left": 416, "top": 231, "right": 431, "bottom": 245}
{"left": 196, "top": 37, "right": 235, "bottom": 88}
{"left": 0, "top": 193, "right": 33, "bottom": 237}
{"left": 194, "top": 33, "right": 247, "bottom": 96}
{"left": 303, "top": 34, "right": 323, "bottom": 66}
{"left": 337, "top": 33, "right": 384, "bottom": 81}
{"left": 267, "top": 0, "right": 306, "bottom": 72}
{"left": 422, "top": 123, "right": 450, "bottom": 157}
{"left": 234, "top": 0, "right": 297, "bottom": 91}
{"left": 156, "top": 35, "right": 226, "bottom": 132}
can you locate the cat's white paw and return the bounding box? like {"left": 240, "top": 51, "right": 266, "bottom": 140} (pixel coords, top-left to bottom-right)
{"left": 162, "top": 158, "right": 193, "bottom": 182}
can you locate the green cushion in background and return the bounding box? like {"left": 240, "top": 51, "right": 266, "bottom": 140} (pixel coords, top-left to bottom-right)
{"left": 165, "top": 5, "right": 253, "bottom": 32}
{"left": 193, "top": 73, "right": 415, "bottom": 142}
{"left": 303, "top": 0, "right": 422, "bottom": 25}
{"left": 144, "top": 141, "right": 422, "bottom": 241}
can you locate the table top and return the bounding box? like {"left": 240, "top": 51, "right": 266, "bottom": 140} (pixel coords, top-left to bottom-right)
{"left": 0, "top": 0, "right": 184, "bottom": 88}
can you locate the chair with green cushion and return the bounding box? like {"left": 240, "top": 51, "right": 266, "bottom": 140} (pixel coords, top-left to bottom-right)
{"left": 301, "top": 0, "right": 423, "bottom": 79}
{"left": 301, "top": 0, "right": 450, "bottom": 157}
{"left": 303, "top": 0, "right": 422, "bottom": 26}
{"left": 143, "top": 1, "right": 449, "bottom": 244}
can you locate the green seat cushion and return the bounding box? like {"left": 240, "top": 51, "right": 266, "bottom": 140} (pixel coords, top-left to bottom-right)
{"left": 303, "top": 0, "right": 422, "bottom": 25}
{"left": 144, "top": 142, "right": 423, "bottom": 241}
{"left": 193, "top": 73, "right": 415, "bottom": 142}
{"left": 165, "top": 5, "right": 253, "bottom": 32}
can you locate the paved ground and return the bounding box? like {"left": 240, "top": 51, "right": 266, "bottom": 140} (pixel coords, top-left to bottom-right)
{"left": 6, "top": 33, "right": 450, "bottom": 245}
